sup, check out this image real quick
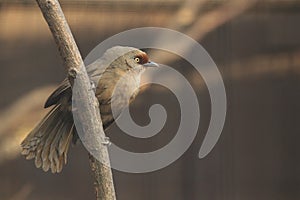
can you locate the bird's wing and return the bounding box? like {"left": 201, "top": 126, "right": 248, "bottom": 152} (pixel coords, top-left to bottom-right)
{"left": 44, "top": 59, "right": 109, "bottom": 108}
{"left": 44, "top": 78, "right": 71, "bottom": 108}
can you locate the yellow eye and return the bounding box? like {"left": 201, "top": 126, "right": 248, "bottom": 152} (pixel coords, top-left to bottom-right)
{"left": 134, "top": 57, "right": 140, "bottom": 63}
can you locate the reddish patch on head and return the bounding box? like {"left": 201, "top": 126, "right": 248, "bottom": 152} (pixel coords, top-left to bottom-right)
{"left": 135, "top": 53, "right": 149, "bottom": 64}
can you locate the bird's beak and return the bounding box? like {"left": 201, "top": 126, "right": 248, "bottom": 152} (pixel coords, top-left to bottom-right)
{"left": 143, "top": 61, "right": 159, "bottom": 68}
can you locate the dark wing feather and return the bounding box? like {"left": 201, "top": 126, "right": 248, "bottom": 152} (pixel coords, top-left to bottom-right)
{"left": 44, "top": 78, "right": 71, "bottom": 108}
{"left": 44, "top": 56, "right": 109, "bottom": 108}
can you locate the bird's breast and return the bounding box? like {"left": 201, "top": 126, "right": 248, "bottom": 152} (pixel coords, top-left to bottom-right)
{"left": 95, "top": 70, "right": 141, "bottom": 127}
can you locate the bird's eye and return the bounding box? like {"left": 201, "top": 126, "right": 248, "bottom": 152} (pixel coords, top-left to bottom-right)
{"left": 134, "top": 57, "right": 140, "bottom": 63}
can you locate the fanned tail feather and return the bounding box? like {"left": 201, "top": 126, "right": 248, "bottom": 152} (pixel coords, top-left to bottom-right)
{"left": 21, "top": 105, "right": 74, "bottom": 173}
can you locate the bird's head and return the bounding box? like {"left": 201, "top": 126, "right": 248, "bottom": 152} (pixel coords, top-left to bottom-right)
{"left": 103, "top": 46, "right": 159, "bottom": 73}
{"left": 124, "top": 49, "right": 159, "bottom": 72}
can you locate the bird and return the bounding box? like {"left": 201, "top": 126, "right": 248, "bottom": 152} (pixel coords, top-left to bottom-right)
{"left": 20, "top": 46, "right": 158, "bottom": 173}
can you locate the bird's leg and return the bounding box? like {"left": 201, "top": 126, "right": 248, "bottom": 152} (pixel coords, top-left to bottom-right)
{"left": 101, "top": 136, "right": 111, "bottom": 146}
{"left": 89, "top": 81, "right": 99, "bottom": 107}
{"left": 90, "top": 81, "right": 96, "bottom": 92}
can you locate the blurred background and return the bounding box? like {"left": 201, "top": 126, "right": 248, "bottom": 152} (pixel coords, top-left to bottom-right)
{"left": 0, "top": 0, "right": 300, "bottom": 199}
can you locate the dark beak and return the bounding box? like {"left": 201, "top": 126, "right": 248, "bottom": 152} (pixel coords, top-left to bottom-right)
{"left": 143, "top": 61, "right": 159, "bottom": 68}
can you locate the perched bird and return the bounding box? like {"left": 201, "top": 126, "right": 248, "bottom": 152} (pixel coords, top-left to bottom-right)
{"left": 21, "top": 46, "right": 158, "bottom": 173}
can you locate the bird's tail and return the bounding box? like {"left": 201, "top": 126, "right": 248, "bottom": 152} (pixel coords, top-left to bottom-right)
{"left": 21, "top": 105, "right": 74, "bottom": 173}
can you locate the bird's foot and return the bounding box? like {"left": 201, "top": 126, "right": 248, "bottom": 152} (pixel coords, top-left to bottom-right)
{"left": 90, "top": 81, "right": 96, "bottom": 92}
{"left": 102, "top": 137, "right": 111, "bottom": 146}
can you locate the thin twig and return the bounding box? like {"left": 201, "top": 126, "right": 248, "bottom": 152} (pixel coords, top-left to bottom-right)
{"left": 34, "top": 0, "right": 116, "bottom": 199}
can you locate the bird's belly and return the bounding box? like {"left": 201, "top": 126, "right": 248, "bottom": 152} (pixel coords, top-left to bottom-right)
{"left": 97, "top": 74, "right": 140, "bottom": 129}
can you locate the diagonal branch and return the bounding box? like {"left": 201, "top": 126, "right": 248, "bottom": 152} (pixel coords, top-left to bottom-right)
{"left": 35, "top": 0, "right": 116, "bottom": 199}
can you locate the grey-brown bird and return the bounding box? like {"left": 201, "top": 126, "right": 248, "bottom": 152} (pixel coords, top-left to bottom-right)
{"left": 21, "top": 46, "right": 158, "bottom": 173}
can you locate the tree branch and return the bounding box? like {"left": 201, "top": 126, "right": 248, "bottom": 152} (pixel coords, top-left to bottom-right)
{"left": 35, "top": 0, "right": 116, "bottom": 199}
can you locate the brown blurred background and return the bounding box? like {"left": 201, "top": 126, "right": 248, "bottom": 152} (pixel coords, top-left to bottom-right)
{"left": 0, "top": 0, "right": 300, "bottom": 199}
